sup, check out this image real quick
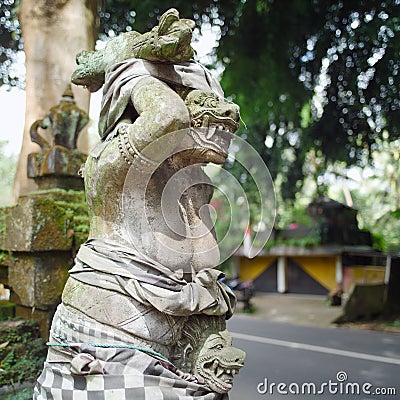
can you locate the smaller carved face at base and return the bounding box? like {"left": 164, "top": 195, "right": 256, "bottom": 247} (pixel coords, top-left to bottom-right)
{"left": 171, "top": 315, "right": 246, "bottom": 394}
{"left": 194, "top": 330, "right": 245, "bottom": 394}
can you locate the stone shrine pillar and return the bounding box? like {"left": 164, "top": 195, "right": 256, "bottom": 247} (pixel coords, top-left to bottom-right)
{"left": 0, "top": 87, "right": 89, "bottom": 337}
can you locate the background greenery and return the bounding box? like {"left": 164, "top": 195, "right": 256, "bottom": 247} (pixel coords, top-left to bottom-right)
{"left": 1, "top": 0, "right": 399, "bottom": 253}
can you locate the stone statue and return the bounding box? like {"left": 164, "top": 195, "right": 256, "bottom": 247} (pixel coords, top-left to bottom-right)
{"left": 27, "top": 85, "right": 89, "bottom": 190}
{"left": 171, "top": 315, "right": 244, "bottom": 394}
{"left": 71, "top": 7, "right": 195, "bottom": 93}
{"left": 34, "top": 8, "right": 245, "bottom": 400}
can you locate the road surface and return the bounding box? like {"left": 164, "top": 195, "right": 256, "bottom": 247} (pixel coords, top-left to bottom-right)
{"left": 227, "top": 316, "right": 400, "bottom": 400}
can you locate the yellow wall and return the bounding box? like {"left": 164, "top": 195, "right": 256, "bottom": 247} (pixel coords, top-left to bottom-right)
{"left": 292, "top": 256, "right": 337, "bottom": 291}
{"left": 239, "top": 254, "right": 385, "bottom": 293}
{"left": 239, "top": 256, "right": 276, "bottom": 281}
{"left": 343, "top": 266, "right": 385, "bottom": 293}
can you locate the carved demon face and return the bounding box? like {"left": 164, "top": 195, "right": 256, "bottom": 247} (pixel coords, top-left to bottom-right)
{"left": 140, "top": 8, "right": 195, "bottom": 62}
{"left": 171, "top": 315, "right": 245, "bottom": 395}
{"left": 72, "top": 50, "right": 105, "bottom": 93}
{"left": 183, "top": 90, "right": 240, "bottom": 164}
{"left": 194, "top": 329, "right": 245, "bottom": 394}
{"left": 71, "top": 8, "right": 195, "bottom": 92}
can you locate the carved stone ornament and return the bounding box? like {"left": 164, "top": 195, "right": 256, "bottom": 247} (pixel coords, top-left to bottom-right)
{"left": 27, "top": 85, "right": 89, "bottom": 190}
{"left": 171, "top": 315, "right": 245, "bottom": 394}
{"left": 71, "top": 8, "right": 195, "bottom": 92}
{"left": 34, "top": 8, "right": 245, "bottom": 400}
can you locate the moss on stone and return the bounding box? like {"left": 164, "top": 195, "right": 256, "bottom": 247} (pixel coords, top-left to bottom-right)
{"left": 74, "top": 232, "right": 89, "bottom": 248}
{"left": 0, "top": 251, "right": 10, "bottom": 265}
{"left": 28, "top": 188, "right": 86, "bottom": 204}
{"left": 30, "top": 198, "right": 73, "bottom": 250}
{"left": 0, "top": 319, "right": 47, "bottom": 387}
{"left": 54, "top": 200, "right": 88, "bottom": 215}
{"left": 72, "top": 214, "right": 90, "bottom": 234}
{"left": 0, "top": 208, "right": 10, "bottom": 248}
{"left": 31, "top": 189, "right": 89, "bottom": 239}
{"left": 0, "top": 301, "right": 15, "bottom": 321}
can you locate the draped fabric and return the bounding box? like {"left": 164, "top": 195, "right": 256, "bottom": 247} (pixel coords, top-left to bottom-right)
{"left": 34, "top": 240, "right": 235, "bottom": 399}
{"left": 98, "top": 58, "right": 224, "bottom": 139}
{"left": 69, "top": 239, "right": 236, "bottom": 318}
{"left": 34, "top": 305, "right": 228, "bottom": 400}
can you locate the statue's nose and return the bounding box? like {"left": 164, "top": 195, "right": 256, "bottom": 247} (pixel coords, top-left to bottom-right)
{"left": 76, "top": 50, "right": 88, "bottom": 65}
{"left": 224, "top": 106, "right": 240, "bottom": 122}
{"left": 233, "top": 348, "right": 246, "bottom": 363}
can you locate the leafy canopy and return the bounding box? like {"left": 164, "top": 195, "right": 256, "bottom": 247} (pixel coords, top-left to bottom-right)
{"left": 1, "top": 0, "right": 399, "bottom": 199}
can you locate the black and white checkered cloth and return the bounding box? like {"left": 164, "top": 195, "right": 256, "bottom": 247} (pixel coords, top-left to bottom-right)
{"left": 34, "top": 351, "right": 226, "bottom": 399}
{"left": 34, "top": 305, "right": 228, "bottom": 400}
{"left": 33, "top": 240, "right": 236, "bottom": 400}
{"left": 33, "top": 239, "right": 236, "bottom": 399}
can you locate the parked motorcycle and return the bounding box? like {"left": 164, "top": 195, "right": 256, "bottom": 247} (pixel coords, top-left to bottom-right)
{"left": 220, "top": 276, "right": 255, "bottom": 312}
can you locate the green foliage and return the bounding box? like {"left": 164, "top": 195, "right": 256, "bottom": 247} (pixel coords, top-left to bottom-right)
{"left": 0, "top": 0, "right": 22, "bottom": 87}
{"left": 218, "top": 0, "right": 400, "bottom": 198}
{"left": 388, "top": 318, "right": 400, "bottom": 329}
{"left": 1, "top": 387, "right": 34, "bottom": 400}
{"left": 374, "top": 210, "right": 400, "bottom": 254}
{"left": 331, "top": 138, "right": 400, "bottom": 254}
{"left": 269, "top": 234, "right": 321, "bottom": 249}
{"left": 275, "top": 203, "right": 313, "bottom": 230}
{"left": 0, "top": 141, "right": 17, "bottom": 206}
{"left": 371, "top": 232, "right": 385, "bottom": 251}
{"left": 98, "top": 1, "right": 240, "bottom": 38}
{"left": 1, "top": 0, "right": 399, "bottom": 203}
{"left": 1, "top": 387, "right": 33, "bottom": 399}
{"left": 0, "top": 320, "right": 47, "bottom": 386}
{"left": 0, "top": 301, "right": 15, "bottom": 320}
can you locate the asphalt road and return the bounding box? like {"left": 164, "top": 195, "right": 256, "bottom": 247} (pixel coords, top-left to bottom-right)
{"left": 227, "top": 316, "right": 400, "bottom": 400}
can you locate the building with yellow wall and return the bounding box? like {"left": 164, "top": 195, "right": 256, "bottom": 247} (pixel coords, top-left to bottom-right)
{"left": 236, "top": 245, "right": 389, "bottom": 295}
{"left": 234, "top": 197, "right": 391, "bottom": 295}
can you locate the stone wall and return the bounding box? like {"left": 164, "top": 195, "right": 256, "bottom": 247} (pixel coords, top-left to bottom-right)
{"left": 0, "top": 189, "right": 88, "bottom": 337}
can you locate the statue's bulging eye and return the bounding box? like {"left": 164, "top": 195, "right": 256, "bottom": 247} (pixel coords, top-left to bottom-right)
{"left": 205, "top": 99, "right": 217, "bottom": 108}
{"left": 212, "top": 343, "right": 224, "bottom": 350}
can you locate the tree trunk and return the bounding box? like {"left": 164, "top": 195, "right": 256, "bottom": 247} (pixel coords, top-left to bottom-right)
{"left": 12, "top": 0, "right": 97, "bottom": 201}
